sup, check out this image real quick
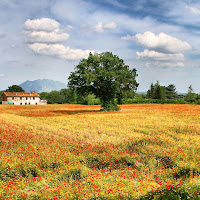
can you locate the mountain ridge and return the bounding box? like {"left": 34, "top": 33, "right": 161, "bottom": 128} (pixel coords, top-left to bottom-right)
{"left": 19, "top": 79, "right": 67, "bottom": 93}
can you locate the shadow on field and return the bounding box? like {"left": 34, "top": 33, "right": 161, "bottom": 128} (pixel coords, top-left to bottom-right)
{"left": 51, "top": 110, "right": 101, "bottom": 115}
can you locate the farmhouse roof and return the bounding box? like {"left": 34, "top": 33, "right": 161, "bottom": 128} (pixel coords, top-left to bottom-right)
{"left": 3, "top": 92, "right": 40, "bottom": 97}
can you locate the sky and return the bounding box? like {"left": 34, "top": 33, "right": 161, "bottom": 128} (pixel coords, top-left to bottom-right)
{"left": 1, "top": 0, "right": 200, "bottom": 93}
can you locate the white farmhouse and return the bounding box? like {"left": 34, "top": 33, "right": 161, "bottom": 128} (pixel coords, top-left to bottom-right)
{"left": 2, "top": 92, "right": 47, "bottom": 105}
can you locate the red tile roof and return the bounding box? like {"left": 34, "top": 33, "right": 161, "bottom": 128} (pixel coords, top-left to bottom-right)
{"left": 3, "top": 92, "right": 40, "bottom": 97}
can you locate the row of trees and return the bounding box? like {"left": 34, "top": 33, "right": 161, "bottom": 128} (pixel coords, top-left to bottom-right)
{"left": 39, "top": 89, "right": 100, "bottom": 105}
{"left": 145, "top": 81, "right": 200, "bottom": 104}
{"left": 147, "top": 81, "right": 179, "bottom": 100}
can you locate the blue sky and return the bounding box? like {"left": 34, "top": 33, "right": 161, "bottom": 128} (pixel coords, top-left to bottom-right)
{"left": 1, "top": 0, "right": 200, "bottom": 93}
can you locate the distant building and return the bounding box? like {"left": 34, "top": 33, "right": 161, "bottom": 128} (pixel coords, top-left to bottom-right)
{"left": 2, "top": 92, "right": 47, "bottom": 105}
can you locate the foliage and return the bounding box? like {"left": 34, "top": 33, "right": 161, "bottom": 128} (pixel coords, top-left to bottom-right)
{"left": 140, "top": 184, "right": 200, "bottom": 200}
{"left": 39, "top": 89, "right": 100, "bottom": 105}
{"left": 165, "top": 84, "right": 178, "bottom": 99}
{"left": 122, "top": 98, "right": 186, "bottom": 104}
{"left": 0, "top": 90, "right": 4, "bottom": 104}
{"left": 184, "top": 85, "right": 199, "bottom": 104}
{"left": 5, "top": 85, "right": 25, "bottom": 92}
{"left": 68, "top": 52, "right": 139, "bottom": 111}
{"left": 146, "top": 81, "right": 165, "bottom": 100}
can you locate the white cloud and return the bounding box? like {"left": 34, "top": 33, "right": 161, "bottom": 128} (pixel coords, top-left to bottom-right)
{"left": 121, "top": 35, "right": 134, "bottom": 40}
{"left": 186, "top": 6, "right": 200, "bottom": 15}
{"left": 103, "top": 22, "right": 117, "bottom": 30}
{"left": 92, "top": 22, "right": 105, "bottom": 33}
{"left": 81, "top": 22, "right": 117, "bottom": 33}
{"left": 65, "top": 25, "right": 73, "bottom": 31}
{"left": 28, "top": 43, "right": 94, "bottom": 60}
{"left": 144, "top": 61, "right": 184, "bottom": 68}
{"left": 25, "top": 31, "right": 70, "bottom": 43}
{"left": 24, "top": 18, "right": 95, "bottom": 60}
{"left": 24, "top": 18, "right": 60, "bottom": 32}
{"left": 136, "top": 50, "right": 184, "bottom": 62}
{"left": 122, "top": 31, "right": 192, "bottom": 68}
{"left": 122, "top": 31, "right": 192, "bottom": 54}
{"left": 0, "top": 74, "right": 5, "bottom": 77}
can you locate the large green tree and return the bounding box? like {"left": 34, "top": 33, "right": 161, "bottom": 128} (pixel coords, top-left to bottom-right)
{"left": 68, "top": 52, "right": 139, "bottom": 111}
{"left": 5, "top": 85, "right": 25, "bottom": 92}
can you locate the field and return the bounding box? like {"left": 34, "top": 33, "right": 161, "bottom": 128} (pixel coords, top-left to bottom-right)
{"left": 0, "top": 104, "right": 200, "bottom": 199}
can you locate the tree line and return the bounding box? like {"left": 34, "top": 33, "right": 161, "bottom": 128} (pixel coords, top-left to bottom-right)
{"left": 145, "top": 81, "right": 200, "bottom": 104}
{"left": 1, "top": 82, "right": 199, "bottom": 106}
{"left": 1, "top": 52, "right": 200, "bottom": 109}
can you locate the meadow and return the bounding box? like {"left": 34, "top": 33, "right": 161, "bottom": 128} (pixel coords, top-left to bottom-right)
{"left": 0, "top": 104, "right": 200, "bottom": 199}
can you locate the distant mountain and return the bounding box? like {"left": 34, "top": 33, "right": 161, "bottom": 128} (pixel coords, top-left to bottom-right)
{"left": 19, "top": 79, "right": 67, "bottom": 93}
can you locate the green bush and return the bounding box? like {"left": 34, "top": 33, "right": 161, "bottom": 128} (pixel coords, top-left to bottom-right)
{"left": 173, "top": 167, "right": 200, "bottom": 179}
{"left": 140, "top": 185, "right": 199, "bottom": 200}
{"left": 86, "top": 153, "right": 135, "bottom": 170}
{"left": 123, "top": 98, "right": 186, "bottom": 104}
{"left": 156, "top": 156, "right": 176, "bottom": 169}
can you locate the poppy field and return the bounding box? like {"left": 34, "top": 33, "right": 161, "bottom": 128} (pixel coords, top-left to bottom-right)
{"left": 0, "top": 104, "right": 200, "bottom": 199}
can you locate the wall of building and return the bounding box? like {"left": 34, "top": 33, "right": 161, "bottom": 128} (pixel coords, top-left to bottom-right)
{"left": 2, "top": 97, "right": 41, "bottom": 105}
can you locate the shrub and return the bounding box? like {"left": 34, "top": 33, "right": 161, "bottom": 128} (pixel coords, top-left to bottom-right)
{"left": 140, "top": 184, "right": 199, "bottom": 200}
{"left": 86, "top": 153, "right": 135, "bottom": 170}
{"left": 156, "top": 156, "right": 176, "bottom": 169}
{"left": 173, "top": 167, "right": 200, "bottom": 179}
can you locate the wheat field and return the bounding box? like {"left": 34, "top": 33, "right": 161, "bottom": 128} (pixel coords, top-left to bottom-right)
{"left": 0, "top": 104, "right": 200, "bottom": 199}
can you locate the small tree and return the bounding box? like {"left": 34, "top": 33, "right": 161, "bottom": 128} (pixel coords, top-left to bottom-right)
{"left": 146, "top": 81, "right": 165, "bottom": 100}
{"left": 68, "top": 52, "right": 139, "bottom": 111}
{"left": 165, "top": 84, "right": 178, "bottom": 99}
{"left": 154, "top": 85, "right": 164, "bottom": 100}
{"left": 6, "top": 85, "right": 25, "bottom": 92}
{"left": 0, "top": 91, "right": 4, "bottom": 104}
{"left": 146, "top": 83, "right": 155, "bottom": 98}
{"left": 185, "top": 85, "right": 197, "bottom": 103}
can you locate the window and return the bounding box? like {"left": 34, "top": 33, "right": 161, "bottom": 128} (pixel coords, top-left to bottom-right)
{"left": 26, "top": 97, "right": 28, "bottom": 100}
{"left": 12, "top": 97, "right": 14, "bottom": 100}
{"left": 33, "top": 97, "right": 35, "bottom": 100}
{"left": 20, "top": 102, "right": 22, "bottom": 105}
{"left": 29, "top": 103, "right": 30, "bottom": 105}
{"left": 20, "top": 97, "right": 22, "bottom": 100}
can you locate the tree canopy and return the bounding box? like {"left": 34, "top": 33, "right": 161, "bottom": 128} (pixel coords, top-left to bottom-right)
{"left": 146, "top": 81, "right": 165, "bottom": 100}
{"left": 68, "top": 52, "right": 139, "bottom": 110}
{"left": 165, "top": 84, "right": 178, "bottom": 99}
{"left": 5, "top": 85, "right": 25, "bottom": 92}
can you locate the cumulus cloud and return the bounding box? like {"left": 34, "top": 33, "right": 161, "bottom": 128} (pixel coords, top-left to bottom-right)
{"left": 136, "top": 50, "right": 184, "bottom": 62}
{"left": 24, "top": 18, "right": 95, "bottom": 60}
{"left": 65, "top": 25, "right": 73, "bottom": 31}
{"left": 122, "top": 31, "right": 192, "bottom": 68}
{"left": 28, "top": 43, "right": 94, "bottom": 60}
{"left": 25, "top": 31, "right": 70, "bottom": 43}
{"left": 122, "top": 31, "right": 192, "bottom": 54}
{"left": 81, "top": 22, "right": 117, "bottom": 33}
{"left": 24, "top": 18, "right": 60, "bottom": 32}
{"left": 186, "top": 6, "right": 200, "bottom": 15}
{"left": 0, "top": 74, "right": 5, "bottom": 77}
{"left": 144, "top": 62, "right": 184, "bottom": 68}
